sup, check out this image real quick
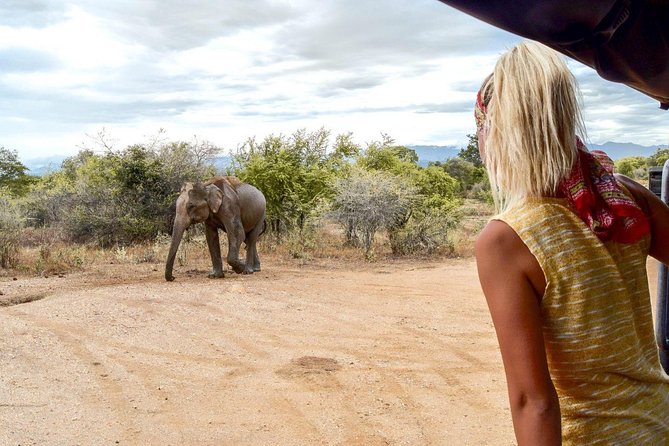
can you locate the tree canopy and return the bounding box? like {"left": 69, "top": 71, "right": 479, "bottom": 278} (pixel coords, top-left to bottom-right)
{"left": 0, "top": 147, "right": 36, "bottom": 196}
{"left": 2, "top": 128, "right": 489, "bottom": 259}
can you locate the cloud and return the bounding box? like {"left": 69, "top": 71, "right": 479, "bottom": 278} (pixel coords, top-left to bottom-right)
{"left": 0, "top": 0, "right": 666, "bottom": 160}
{"left": 276, "top": 0, "right": 515, "bottom": 70}
{"left": 0, "top": 47, "right": 59, "bottom": 72}
{"left": 0, "top": 0, "right": 68, "bottom": 28}
{"left": 90, "top": 0, "right": 301, "bottom": 51}
{"left": 569, "top": 64, "right": 668, "bottom": 145}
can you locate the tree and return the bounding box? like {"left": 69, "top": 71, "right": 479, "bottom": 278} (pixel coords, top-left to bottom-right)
{"left": 647, "top": 148, "right": 669, "bottom": 168}
{"left": 357, "top": 135, "right": 419, "bottom": 175}
{"left": 413, "top": 165, "right": 461, "bottom": 209}
{"left": 232, "top": 129, "right": 341, "bottom": 236}
{"left": 330, "top": 168, "right": 416, "bottom": 256}
{"left": 0, "top": 196, "right": 23, "bottom": 267}
{"left": 435, "top": 157, "right": 487, "bottom": 194}
{"left": 458, "top": 133, "right": 483, "bottom": 167}
{"left": 0, "top": 147, "right": 35, "bottom": 196}
{"left": 188, "top": 137, "right": 222, "bottom": 167}
{"left": 615, "top": 156, "right": 648, "bottom": 179}
{"left": 327, "top": 132, "right": 361, "bottom": 174}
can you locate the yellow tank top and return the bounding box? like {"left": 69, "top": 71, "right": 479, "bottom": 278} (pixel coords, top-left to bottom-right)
{"left": 497, "top": 198, "right": 669, "bottom": 445}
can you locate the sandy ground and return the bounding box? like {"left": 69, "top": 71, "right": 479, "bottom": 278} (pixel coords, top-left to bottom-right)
{"left": 0, "top": 256, "right": 661, "bottom": 446}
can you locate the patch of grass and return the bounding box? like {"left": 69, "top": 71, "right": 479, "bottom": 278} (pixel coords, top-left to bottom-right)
{"left": 449, "top": 199, "right": 493, "bottom": 258}
{"left": 6, "top": 205, "right": 495, "bottom": 279}
{"left": 460, "top": 198, "right": 495, "bottom": 217}
{"left": 261, "top": 222, "right": 384, "bottom": 264}
{"left": 20, "top": 244, "right": 88, "bottom": 275}
{"left": 0, "top": 292, "right": 47, "bottom": 307}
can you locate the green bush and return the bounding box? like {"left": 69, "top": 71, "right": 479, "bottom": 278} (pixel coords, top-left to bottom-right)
{"left": 647, "top": 148, "right": 669, "bottom": 168}
{"left": 0, "top": 194, "right": 23, "bottom": 268}
{"left": 24, "top": 138, "right": 220, "bottom": 246}
{"left": 232, "top": 128, "right": 357, "bottom": 237}
{"left": 615, "top": 156, "right": 648, "bottom": 180}
{"left": 388, "top": 209, "right": 457, "bottom": 256}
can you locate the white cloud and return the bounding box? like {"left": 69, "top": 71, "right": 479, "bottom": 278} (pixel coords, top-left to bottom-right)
{"left": 0, "top": 0, "right": 666, "bottom": 161}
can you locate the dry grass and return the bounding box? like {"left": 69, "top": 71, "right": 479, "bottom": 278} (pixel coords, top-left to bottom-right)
{"left": 0, "top": 292, "right": 47, "bottom": 307}
{"left": 449, "top": 199, "right": 494, "bottom": 258}
{"left": 260, "top": 222, "right": 381, "bottom": 262}
{"left": 3, "top": 201, "right": 494, "bottom": 278}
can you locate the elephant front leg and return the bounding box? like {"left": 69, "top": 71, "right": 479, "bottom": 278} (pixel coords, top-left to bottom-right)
{"left": 205, "top": 224, "right": 225, "bottom": 278}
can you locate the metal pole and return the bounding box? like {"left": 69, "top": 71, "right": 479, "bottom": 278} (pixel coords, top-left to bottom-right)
{"left": 656, "top": 159, "right": 669, "bottom": 374}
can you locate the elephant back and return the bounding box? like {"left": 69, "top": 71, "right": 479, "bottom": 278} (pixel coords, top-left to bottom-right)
{"left": 207, "top": 176, "right": 243, "bottom": 192}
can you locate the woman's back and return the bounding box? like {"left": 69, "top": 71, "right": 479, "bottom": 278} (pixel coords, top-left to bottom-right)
{"left": 497, "top": 198, "right": 669, "bottom": 445}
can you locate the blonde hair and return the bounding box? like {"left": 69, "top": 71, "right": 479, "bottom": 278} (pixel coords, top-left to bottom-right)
{"left": 480, "top": 41, "right": 586, "bottom": 211}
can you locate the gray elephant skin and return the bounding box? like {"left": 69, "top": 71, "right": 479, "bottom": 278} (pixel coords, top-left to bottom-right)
{"left": 165, "top": 176, "right": 266, "bottom": 281}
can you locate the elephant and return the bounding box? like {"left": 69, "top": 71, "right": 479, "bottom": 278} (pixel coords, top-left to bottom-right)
{"left": 165, "top": 176, "right": 266, "bottom": 281}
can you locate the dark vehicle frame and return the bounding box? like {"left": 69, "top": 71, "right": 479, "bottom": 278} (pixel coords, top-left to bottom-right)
{"left": 655, "top": 162, "right": 669, "bottom": 371}
{"left": 649, "top": 166, "right": 663, "bottom": 198}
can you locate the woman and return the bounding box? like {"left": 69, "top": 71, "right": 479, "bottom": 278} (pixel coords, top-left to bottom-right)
{"left": 475, "top": 41, "right": 669, "bottom": 445}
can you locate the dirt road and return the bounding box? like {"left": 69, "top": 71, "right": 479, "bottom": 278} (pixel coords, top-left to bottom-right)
{"left": 0, "top": 257, "right": 661, "bottom": 445}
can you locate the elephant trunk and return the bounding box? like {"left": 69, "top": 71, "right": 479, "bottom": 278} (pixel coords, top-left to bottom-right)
{"left": 165, "top": 215, "right": 189, "bottom": 281}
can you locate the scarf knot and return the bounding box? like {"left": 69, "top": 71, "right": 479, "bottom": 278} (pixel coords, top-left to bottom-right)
{"left": 558, "top": 139, "right": 650, "bottom": 244}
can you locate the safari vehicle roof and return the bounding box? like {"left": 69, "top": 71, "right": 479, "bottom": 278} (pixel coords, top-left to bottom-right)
{"left": 437, "top": 0, "right": 669, "bottom": 110}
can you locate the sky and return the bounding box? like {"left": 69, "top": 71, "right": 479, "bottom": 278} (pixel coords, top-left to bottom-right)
{"left": 2, "top": 0, "right": 668, "bottom": 161}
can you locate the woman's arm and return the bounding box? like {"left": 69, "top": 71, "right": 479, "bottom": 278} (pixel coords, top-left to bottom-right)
{"left": 475, "top": 220, "right": 561, "bottom": 445}
{"left": 615, "top": 174, "right": 669, "bottom": 264}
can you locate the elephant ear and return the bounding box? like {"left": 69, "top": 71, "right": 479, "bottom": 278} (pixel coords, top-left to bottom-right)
{"left": 206, "top": 184, "right": 224, "bottom": 214}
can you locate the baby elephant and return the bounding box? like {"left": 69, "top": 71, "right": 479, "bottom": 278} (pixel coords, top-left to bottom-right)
{"left": 165, "top": 176, "right": 266, "bottom": 281}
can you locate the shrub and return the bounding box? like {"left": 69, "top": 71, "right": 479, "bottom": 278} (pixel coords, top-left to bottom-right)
{"left": 388, "top": 208, "right": 459, "bottom": 256}
{"left": 469, "top": 181, "right": 494, "bottom": 204}
{"left": 615, "top": 156, "right": 647, "bottom": 179}
{"left": 0, "top": 195, "right": 24, "bottom": 268}
{"left": 647, "top": 148, "right": 669, "bottom": 168}
{"left": 284, "top": 220, "right": 319, "bottom": 260}
{"left": 24, "top": 137, "right": 221, "bottom": 246}
{"left": 330, "top": 169, "right": 416, "bottom": 256}
{"left": 232, "top": 128, "right": 348, "bottom": 237}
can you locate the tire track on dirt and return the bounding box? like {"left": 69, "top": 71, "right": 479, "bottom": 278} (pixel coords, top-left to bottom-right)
{"left": 8, "top": 312, "right": 143, "bottom": 441}
{"left": 2, "top": 258, "right": 517, "bottom": 445}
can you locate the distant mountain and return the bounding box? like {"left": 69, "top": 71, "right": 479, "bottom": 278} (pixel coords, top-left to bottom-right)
{"left": 22, "top": 154, "right": 233, "bottom": 177}
{"left": 21, "top": 142, "right": 666, "bottom": 176}
{"left": 409, "top": 142, "right": 668, "bottom": 165}
{"left": 586, "top": 141, "right": 667, "bottom": 160}
{"left": 24, "top": 155, "right": 68, "bottom": 176}
{"left": 409, "top": 145, "right": 461, "bottom": 166}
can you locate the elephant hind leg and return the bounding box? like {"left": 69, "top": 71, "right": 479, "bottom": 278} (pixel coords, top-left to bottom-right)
{"left": 253, "top": 248, "right": 261, "bottom": 272}
{"left": 241, "top": 240, "right": 260, "bottom": 273}
{"left": 243, "top": 219, "right": 264, "bottom": 274}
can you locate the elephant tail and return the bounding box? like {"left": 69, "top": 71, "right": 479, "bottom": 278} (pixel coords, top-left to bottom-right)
{"left": 260, "top": 218, "right": 267, "bottom": 236}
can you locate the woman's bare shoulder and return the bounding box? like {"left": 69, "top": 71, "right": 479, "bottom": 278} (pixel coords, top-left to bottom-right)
{"left": 476, "top": 219, "right": 547, "bottom": 298}
{"left": 476, "top": 219, "right": 525, "bottom": 256}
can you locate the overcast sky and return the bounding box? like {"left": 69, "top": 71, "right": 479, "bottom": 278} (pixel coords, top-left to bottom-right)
{"left": 2, "top": 0, "right": 668, "bottom": 161}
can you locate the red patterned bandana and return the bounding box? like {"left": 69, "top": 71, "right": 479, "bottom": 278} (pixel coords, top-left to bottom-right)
{"left": 558, "top": 138, "right": 650, "bottom": 243}
{"left": 475, "top": 90, "right": 487, "bottom": 132}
